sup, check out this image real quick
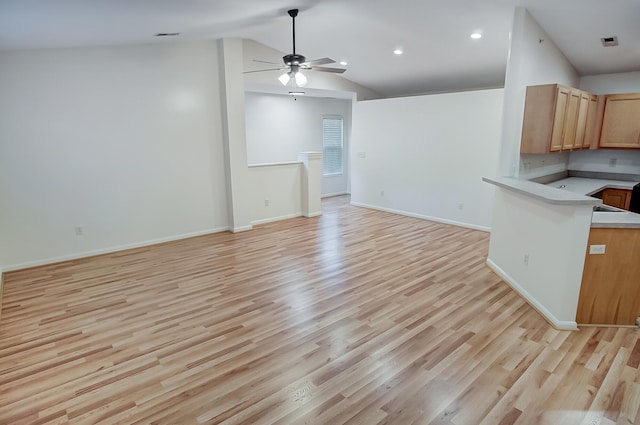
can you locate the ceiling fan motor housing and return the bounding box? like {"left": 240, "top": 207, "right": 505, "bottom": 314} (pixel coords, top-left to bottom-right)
{"left": 283, "top": 53, "right": 306, "bottom": 66}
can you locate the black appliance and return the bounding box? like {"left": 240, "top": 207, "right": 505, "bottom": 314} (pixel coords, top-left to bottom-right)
{"left": 630, "top": 183, "right": 640, "bottom": 213}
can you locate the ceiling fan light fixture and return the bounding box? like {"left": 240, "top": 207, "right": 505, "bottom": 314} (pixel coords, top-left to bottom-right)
{"left": 278, "top": 72, "right": 291, "bottom": 86}
{"left": 294, "top": 71, "right": 307, "bottom": 87}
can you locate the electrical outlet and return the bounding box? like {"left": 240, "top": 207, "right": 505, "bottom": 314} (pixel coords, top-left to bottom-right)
{"left": 264, "top": 199, "right": 269, "bottom": 207}
{"left": 380, "top": 189, "right": 385, "bottom": 197}
{"left": 458, "top": 203, "right": 464, "bottom": 210}
{"left": 357, "top": 152, "right": 366, "bottom": 159}
{"left": 523, "top": 254, "right": 529, "bottom": 266}
{"left": 75, "top": 226, "right": 84, "bottom": 236}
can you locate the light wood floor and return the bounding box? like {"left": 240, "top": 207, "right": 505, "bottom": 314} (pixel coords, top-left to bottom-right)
{"left": 1, "top": 196, "right": 640, "bottom": 425}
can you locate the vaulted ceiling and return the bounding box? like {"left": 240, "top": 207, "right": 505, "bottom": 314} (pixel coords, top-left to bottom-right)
{"left": 1, "top": 0, "right": 638, "bottom": 97}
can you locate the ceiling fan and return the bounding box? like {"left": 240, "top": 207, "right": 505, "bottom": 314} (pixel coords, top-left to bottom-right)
{"left": 245, "top": 8, "right": 346, "bottom": 87}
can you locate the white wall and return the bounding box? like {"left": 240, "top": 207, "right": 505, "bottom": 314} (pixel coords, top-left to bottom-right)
{"left": 580, "top": 71, "right": 640, "bottom": 94}
{"left": 499, "top": 8, "right": 580, "bottom": 179}
{"left": 0, "top": 42, "right": 229, "bottom": 269}
{"left": 351, "top": 88, "right": 504, "bottom": 231}
{"left": 245, "top": 92, "right": 351, "bottom": 197}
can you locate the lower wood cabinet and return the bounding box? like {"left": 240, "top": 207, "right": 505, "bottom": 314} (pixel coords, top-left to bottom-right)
{"left": 601, "top": 188, "right": 632, "bottom": 210}
{"left": 577, "top": 227, "right": 640, "bottom": 325}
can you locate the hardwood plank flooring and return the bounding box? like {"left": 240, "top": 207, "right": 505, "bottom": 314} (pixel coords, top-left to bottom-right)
{"left": 1, "top": 195, "right": 639, "bottom": 424}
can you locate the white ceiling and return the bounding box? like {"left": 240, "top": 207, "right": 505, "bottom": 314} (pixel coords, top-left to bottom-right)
{"left": 1, "top": 0, "right": 638, "bottom": 97}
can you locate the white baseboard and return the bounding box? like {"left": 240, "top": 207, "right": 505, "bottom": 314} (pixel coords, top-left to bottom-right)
{"left": 0, "top": 268, "right": 3, "bottom": 318}
{"left": 486, "top": 258, "right": 578, "bottom": 331}
{"left": 322, "top": 192, "right": 349, "bottom": 198}
{"left": 2, "top": 227, "right": 230, "bottom": 272}
{"left": 350, "top": 202, "right": 490, "bottom": 232}
{"left": 231, "top": 225, "right": 253, "bottom": 233}
{"left": 251, "top": 213, "right": 302, "bottom": 226}
{"left": 303, "top": 211, "right": 322, "bottom": 218}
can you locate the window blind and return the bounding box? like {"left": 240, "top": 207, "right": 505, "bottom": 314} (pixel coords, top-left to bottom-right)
{"left": 323, "top": 117, "right": 343, "bottom": 175}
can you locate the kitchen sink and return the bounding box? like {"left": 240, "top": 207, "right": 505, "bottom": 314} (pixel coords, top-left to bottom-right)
{"left": 593, "top": 205, "right": 625, "bottom": 212}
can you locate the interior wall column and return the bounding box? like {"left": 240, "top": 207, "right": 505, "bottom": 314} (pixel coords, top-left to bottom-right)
{"left": 298, "top": 152, "right": 323, "bottom": 217}
{"left": 218, "top": 38, "right": 252, "bottom": 232}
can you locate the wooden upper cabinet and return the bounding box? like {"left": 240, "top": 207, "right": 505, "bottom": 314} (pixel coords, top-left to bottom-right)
{"left": 599, "top": 93, "right": 640, "bottom": 148}
{"left": 521, "top": 84, "right": 594, "bottom": 154}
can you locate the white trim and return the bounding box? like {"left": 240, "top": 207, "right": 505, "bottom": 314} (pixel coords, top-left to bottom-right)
{"left": 231, "top": 225, "right": 253, "bottom": 233}
{"left": 322, "top": 192, "right": 349, "bottom": 198}
{"left": 0, "top": 268, "right": 3, "bottom": 318}
{"left": 350, "top": 202, "right": 491, "bottom": 232}
{"left": 251, "top": 213, "right": 302, "bottom": 226}
{"left": 248, "top": 161, "right": 301, "bottom": 168}
{"left": 303, "top": 212, "right": 322, "bottom": 218}
{"left": 2, "top": 227, "right": 230, "bottom": 272}
{"left": 486, "top": 258, "right": 579, "bottom": 331}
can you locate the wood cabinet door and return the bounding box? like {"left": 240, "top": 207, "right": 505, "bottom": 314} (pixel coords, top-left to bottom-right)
{"left": 583, "top": 95, "right": 599, "bottom": 148}
{"left": 574, "top": 92, "right": 590, "bottom": 149}
{"left": 577, "top": 228, "right": 640, "bottom": 325}
{"left": 550, "top": 86, "right": 570, "bottom": 152}
{"left": 602, "top": 188, "right": 632, "bottom": 209}
{"left": 562, "top": 89, "right": 581, "bottom": 150}
{"left": 600, "top": 94, "right": 640, "bottom": 148}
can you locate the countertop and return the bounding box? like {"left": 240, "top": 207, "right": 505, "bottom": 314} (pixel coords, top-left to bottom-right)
{"left": 483, "top": 177, "right": 601, "bottom": 206}
{"left": 546, "top": 177, "right": 640, "bottom": 229}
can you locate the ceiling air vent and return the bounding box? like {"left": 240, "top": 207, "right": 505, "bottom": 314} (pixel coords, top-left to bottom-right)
{"left": 601, "top": 36, "right": 619, "bottom": 47}
{"left": 155, "top": 33, "right": 180, "bottom": 37}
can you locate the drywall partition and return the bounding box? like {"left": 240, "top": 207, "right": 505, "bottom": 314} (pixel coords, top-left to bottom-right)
{"left": 247, "top": 154, "right": 322, "bottom": 225}
{"left": 219, "top": 38, "right": 253, "bottom": 233}
{"left": 487, "top": 9, "right": 588, "bottom": 329}
{"left": 245, "top": 92, "right": 351, "bottom": 197}
{"left": 499, "top": 7, "right": 579, "bottom": 179}
{"left": 248, "top": 163, "right": 303, "bottom": 225}
{"left": 350, "top": 88, "right": 504, "bottom": 231}
{"left": 486, "top": 188, "right": 592, "bottom": 330}
{"left": 0, "top": 42, "right": 229, "bottom": 270}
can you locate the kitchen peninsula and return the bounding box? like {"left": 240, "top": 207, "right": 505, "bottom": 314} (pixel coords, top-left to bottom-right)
{"left": 483, "top": 174, "right": 640, "bottom": 330}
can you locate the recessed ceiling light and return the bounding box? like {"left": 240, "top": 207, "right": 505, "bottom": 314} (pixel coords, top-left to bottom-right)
{"left": 339, "top": 61, "right": 348, "bottom": 66}
{"left": 393, "top": 49, "right": 403, "bottom": 55}
{"left": 470, "top": 33, "right": 482, "bottom": 39}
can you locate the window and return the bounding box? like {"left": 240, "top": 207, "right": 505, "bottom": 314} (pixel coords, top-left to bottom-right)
{"left": 322, "top": 117, "right": 343, "bottom": 175}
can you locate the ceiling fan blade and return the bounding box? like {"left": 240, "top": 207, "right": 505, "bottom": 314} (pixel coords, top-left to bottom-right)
{"left": 243, "top": 68, "right": 285, "bottom": 74}
{"left": 309, "top": 66, "right": 346, "bottom": 74}
{"left": 304, "top": 57, "right": 335, "bottom": 66}
{"left": 253, "top": 59, "right": 281, "bottom": 65}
